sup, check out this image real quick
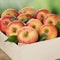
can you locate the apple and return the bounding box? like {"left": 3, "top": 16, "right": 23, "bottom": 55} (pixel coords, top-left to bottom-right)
{"left": 6, "top": 21, "right": 24, "bottom": 37}
{"left": 38, "top": 25, "right": 57, "bottom": 40}
{"left": 17, "top": 13, "right": 32, "bottom": 23}
{"left": 17, "top": 26, "right": 38, "bottom": 44}
{"left": 43, "top": 14, "right": 60, "bottom": 25}
{"left": 26, "top": 18, "right": 42, "bottom": 32}
{"left": 0, "top": 18, "right": 1, "bottom": 31}
{"left": 0, "top": 25, "right": 1, "bottom": 31}
{"left": 18, "top": 7, "right": 34, "bottom": 15}
{"left": 0, "top": 16, "right": 13, "bottom": 32}
{"left": 34, "top": 9, "right": 50, "bottom": 22}
{"left": 1, "top": 9, "right": 19, "bottom": 17}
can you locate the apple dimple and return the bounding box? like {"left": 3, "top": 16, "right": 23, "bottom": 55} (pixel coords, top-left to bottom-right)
{"left": 17, "top": 26, "right": 38, "bottom": 44}
{"left": 23, "top": 31, "right": 28, "bottom": 38}
{"left": 3, "top": 20, "right": 10, "bottom": 26}
{"left": 19, "top": 7, "right": 35, "bottom": 15}
{"left": 44, "top": 14, "right": 59, "bottom": 25}
{"left": 37, "top": 12, "right": 45, "bottom": 21}
{"left": 23, "top": 11, "right": 27, "bottom": 13}
{"left": 44, "top": 29, "right": 49, "bottom": 33}
{"left": 48, "top": 20, "right": 53, "bottom": 24}
{"left": 40, "top": 14, "right": 44, "bottom": 19}
{"left": 32, "top": 25, "right": 36, "bottom": 29}
{"left": 12, "top": 27, "right": 17, "bottom": 33}
{"left": 6, "top": 21, "right": 24, "bottom": 37}
{"left": 0, "top": 16, "right": 12, "bottom": 32}
{"left": 26, "top": 18, "right": 42, "bottom": 32}
{"left": 7, "top": 14, "right": 10, "bottom": 15}
{"left": 38, "top": 25, "right": 57, "bottom": 40}
{"left": 1, "top": 9, "right": 19, "bottom": 17}
{"left": 34, "top": 9, "right": 50, "bottom": 22}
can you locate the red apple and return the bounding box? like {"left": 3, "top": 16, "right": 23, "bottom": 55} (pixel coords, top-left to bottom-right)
{"left": 17, "top": 13, "right": 32, "bottom": 22}
{"left": 17, "top": 26, "right": 38, "bottom": 44}
{"left": 38, "top": 25, "right": 57, "bottom": 40}
{"left": 43, "top": 14, "right": 60, "bottom": 25}
{"left": 0, "top": 16, "right": 13, "bottom": 32}
{"left": 1, "top": 9, "right": 19, "bottom": 17}
{"left": 18, "top": 7, "right": 34, "bottom": 15}
{"left": 0, "top": 18, "right": 1, "bottom": 31}
{"left": 26, "top": 18, "right": 42, "bottom": 32}
{"left": 34, "top": 9, "right": 50, "bottom": 22}
{"left": 6, "top": 21, "right": 24, "bottom": 37}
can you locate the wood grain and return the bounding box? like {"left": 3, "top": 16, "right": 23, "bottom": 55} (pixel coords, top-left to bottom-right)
{"left": 0, "top": 48, "right": 11, "bottom": 60}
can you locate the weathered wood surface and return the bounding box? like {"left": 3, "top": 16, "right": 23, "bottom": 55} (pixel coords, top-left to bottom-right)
{"left": 0, "top": 48, "right": 11, "bottom": 60}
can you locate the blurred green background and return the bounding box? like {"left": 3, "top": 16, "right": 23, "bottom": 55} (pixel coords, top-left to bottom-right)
{"left": 0, "top": 0, "right": 60, "bottom": 16}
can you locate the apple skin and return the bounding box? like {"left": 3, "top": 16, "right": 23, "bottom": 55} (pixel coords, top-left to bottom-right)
{"left": 18, "top": 7, "right": 34, "bottom": 15}
{"left": 38, "top": 25, "right": 57, "bottom": 40}
{"left": 43, "top": 14, "right": 60, "bottom": 25}
{"left": 0, "top": 19, "right": 1, "bottom": 31}
{"left": 6, "top": 21, "right": 24, "bottom": 37}
{"left": 17, "top": 26, "right": 38, "bottom": 44}
{"left": 1, "top": 9, "right": 19, "bottom": 17}
{"left": 34, "top": 9, "right": 50, "bottom": 22}
{"left": 17, "top": 13, "right": 32, "bottom": 22}
{"left": 0, "top": 16, "right": 13, "bottom": 32}
{"left": 26, "top": 18, "right": 42, "bottom": 32}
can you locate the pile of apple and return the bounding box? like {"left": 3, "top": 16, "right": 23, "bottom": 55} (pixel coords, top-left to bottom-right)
{"left": 0, "top": 7, "right": 60, "bottom": 44}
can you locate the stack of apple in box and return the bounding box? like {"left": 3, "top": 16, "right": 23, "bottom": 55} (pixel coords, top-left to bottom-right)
{"left": 0, "top": 7, "right": 60, "bottom": 44}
